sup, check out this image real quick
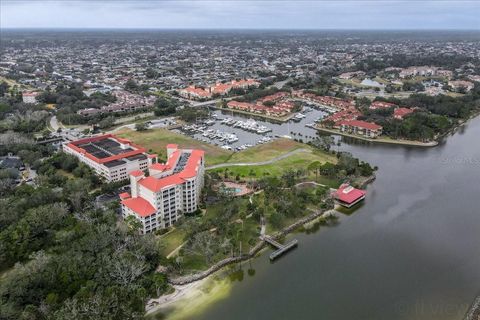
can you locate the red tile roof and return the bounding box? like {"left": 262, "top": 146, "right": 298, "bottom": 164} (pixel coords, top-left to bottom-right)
{"left": 150, "top": 163, "right": 170, "bottom": 171}
{"left": 179, "top": 149, "right": 204, "bottom": 179}
{"left": 335, "top": 184, "right": 366, "bottom": 204}
{"left": 129, "top": 170, "right": 144, "bottom": 177}
{"left": 339, "top": 120, "right": 382, "bottom": 131}
{"left": 119, "top": 192, "right": 131, "bottom": 200}
{"left": 122, "top": 196, "right": 156, "bottom": 217}
{"left": 65, "top": 134, "right": 147, "bottom": 164}
{"left": 394, "top": 107, "right": 414, "bottom": 119}
{"left": 139, "top": 148, "right": 204, "bottom": 192}
{"left": 370, "top": 101, "right": 397, "bottom": 109}
{"left": 139, "top": 175, "right": 184, "bottom": 192}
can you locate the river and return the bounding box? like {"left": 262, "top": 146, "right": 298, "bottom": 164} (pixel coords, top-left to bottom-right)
{"left": 187, "top": 116, "right": 480, "bottom": 320}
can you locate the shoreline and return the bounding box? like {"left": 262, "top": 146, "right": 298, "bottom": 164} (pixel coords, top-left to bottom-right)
{"left": 211, "top": 105, "right": 295, "bottom": 122}
{"left": 314, "top": 109, "right": 480, "bottom": 148}
{"left": 313, "top": 126, "right": 439, "bottom": 147}
{"left": 146, "top": 207, "right": 335, "bottom": 316}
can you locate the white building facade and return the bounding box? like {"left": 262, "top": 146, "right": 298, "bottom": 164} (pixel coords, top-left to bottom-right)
{"left": 120, "top": 144, "right": 205, "bottom": 234}
{"left": 63, "top": 134, "right": 156, "bottom": 182}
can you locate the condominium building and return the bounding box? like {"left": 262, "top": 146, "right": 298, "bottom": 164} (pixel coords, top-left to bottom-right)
{"left": 63, "top": 134, "right": 156, "bottom": 182}
{"left": 120, "top": 144, "right": 205, "bottom": 234}
{"left": 179, "top": 79, "right": 260, "bottom": 100}
{"left": 22, "top": 91, "right": 39, "bottom": 104}
{"left": 339, "top": 120, "right": 383, "bottom": 138}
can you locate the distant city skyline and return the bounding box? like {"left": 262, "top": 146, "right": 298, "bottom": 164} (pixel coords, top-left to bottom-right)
{"left": 2, "top": 0, "right": 480, "bottom": 30}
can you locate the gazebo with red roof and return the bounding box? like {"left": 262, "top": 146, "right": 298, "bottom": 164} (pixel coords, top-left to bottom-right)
{"left": 334, "top": 183, "right": 367, "bottom": 208}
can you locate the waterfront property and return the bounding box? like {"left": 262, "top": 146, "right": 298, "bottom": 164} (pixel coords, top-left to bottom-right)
{"left": 179, "top": 79, "right": 260, "bottom": 100}
{"left": 63, "top": 134, "right": 156, "bottom": 182}
{"left": 339, "top": 120, "right": 383, "bottom": 138}
{"left": 333, "top": 183, "right": 366, "bottom": 208}
{"left": 120, "top": 144, "right": 205, "bottom": 234}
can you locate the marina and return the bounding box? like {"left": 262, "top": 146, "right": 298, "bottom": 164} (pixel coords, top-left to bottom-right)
{"left": 173, "top": 105, "right": 329, "bottom": 150}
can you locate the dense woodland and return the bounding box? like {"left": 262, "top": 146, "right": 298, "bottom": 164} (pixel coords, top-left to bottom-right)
{"left": 0, "top": 137, "right": 168, "bottom": 320}
{"left": 357, "top": 83, "right": 480, "bottom": 140}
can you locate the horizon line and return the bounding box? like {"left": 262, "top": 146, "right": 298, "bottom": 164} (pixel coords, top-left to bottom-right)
{"left": 2, "top": 27, "right": 480, "bottom": 31}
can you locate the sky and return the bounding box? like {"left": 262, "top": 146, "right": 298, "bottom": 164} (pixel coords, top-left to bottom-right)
{"left": 1, "top": 0, "right": 479, "bottom": 30}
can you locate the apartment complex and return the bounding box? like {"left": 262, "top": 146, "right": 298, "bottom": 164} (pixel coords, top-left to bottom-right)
{"left": 77, "top": 90, "right": 156, "bottom": 117}
{"left": 179, "top": 79, "right": 260, "bottom": 100}
{"left": 339, "top": 120, "right": 383, "bottom": 138}
{"left": 22, "top": 91, "right": 39, "bottom": 104}
{"left": 120, "top": 144, "right": 205, "bottom": 234}
{"left": 63, "top": 134, "right": 156, "bottom": 182}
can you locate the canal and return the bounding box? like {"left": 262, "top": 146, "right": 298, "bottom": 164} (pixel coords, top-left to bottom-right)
{"left": 188, "top": 116, "right": 480, "bottom": 320}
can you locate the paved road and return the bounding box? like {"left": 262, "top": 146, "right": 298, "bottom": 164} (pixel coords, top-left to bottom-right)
{"left": 206, "top": 148, "right": 310, "bottom": 170}
{"left": 49, "top": 115, "right": 62, "bottom": 132}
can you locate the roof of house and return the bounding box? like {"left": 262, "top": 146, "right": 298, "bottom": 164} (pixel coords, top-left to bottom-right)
{"left": 335, "top": 184, "right": 366, "bottom": 204}
{"left": 394, "top": 107, "right": 414, "bottom": 118}
{"left": 370, "top": 101, "right": 397, "bottom": 109}
{"left": 340, "top": 120, "right": 382, "bottom": 131}
{"left": 121, "top": 196, "right": 156, "bottom": 217}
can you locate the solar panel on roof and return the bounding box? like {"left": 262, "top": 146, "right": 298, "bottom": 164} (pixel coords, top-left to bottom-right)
{"left": 103, "top": 160, "right": 126, "bottom": 168}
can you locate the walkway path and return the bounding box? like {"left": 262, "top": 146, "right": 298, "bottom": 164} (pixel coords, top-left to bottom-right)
{"left": 48, "top": 115, "right": 64, "bottom": 132}
{"left": 206, "top": 148, "right": 310, "bottom": 170}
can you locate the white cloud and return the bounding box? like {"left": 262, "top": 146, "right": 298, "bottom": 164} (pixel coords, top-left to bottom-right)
{"left": 1, "top": 0, "right": 479, "bottom": 29}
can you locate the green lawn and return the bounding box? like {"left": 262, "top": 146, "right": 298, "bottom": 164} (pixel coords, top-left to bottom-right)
{"left": 227, "top": 138, "right": 305, "bottom": 163}
{"left": 158, "top": 228, "right": 187, "bottom": 256}
{"left": 116, "top": 128, "right": 233, "bottom": 165}
{"left": 116, "top": 128, "right": 336, "bottom": 172}
{"left": 213, "top": 149, "right": 337, "bottom": 179}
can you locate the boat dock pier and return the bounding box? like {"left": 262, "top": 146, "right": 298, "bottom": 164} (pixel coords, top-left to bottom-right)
{"left": 262, "top": 236, "right": 298, "bottom": 261}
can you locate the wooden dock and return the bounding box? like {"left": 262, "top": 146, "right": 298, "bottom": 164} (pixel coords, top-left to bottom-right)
{"left": 262, "top": 236, "right": 298, "bottom": 261}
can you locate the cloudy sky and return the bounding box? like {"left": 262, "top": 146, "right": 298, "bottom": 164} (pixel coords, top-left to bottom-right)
{"left": 1, "top": 0, "right": 479, "bottom": 30}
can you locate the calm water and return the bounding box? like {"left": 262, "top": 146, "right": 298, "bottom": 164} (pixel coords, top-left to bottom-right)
{"left": 193, "top": 116, "right": 480, "bottom": 320}
{"left": 176, "top": 107, "right": 327, "bottom": 148}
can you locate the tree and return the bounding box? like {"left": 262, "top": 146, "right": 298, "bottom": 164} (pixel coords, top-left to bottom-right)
{"left": 153, "top": 97, "right": 177, "bottom": 116}
{"left": 135, "top": 122, "right": 147, "bottom": 131}
{"left": 124, "top": 79, "right": 139, "bottom": 92}
{"left": 145, "top": 68, "right": 157, "bottom": 79}
{"left": 308, "top": 161, "right": 321, "bottom": 179}
{"left": 0, "top": 81, "right": 9, "bottom": 97}
{"left": 98, "top": 116, "right": 115, "bottom": 129}
{"left": 124, "top": 215, "right": 143, "bottom": 234}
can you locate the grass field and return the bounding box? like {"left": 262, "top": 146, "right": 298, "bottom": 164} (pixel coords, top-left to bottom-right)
{"left": 158, "top": 228, "right": 187, "bottom": 257}
{"left": 115, "top": 128, "right": 336, "bottom": 171}
{"left": 227, "top": 138, "right": 305, "bottom": 163}
{"left": 212, "top": 149, "right": 337, "bottom": 179}
{"left": 116, "top": 128, "right": 233, "bottom": 165}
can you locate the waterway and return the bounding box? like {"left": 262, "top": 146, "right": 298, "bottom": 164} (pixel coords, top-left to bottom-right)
{"left": 174, "top": 106, "right": 327, "bottom": 149}
{"left": 185, "top": 116, "right": 480, "bottom": 320}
